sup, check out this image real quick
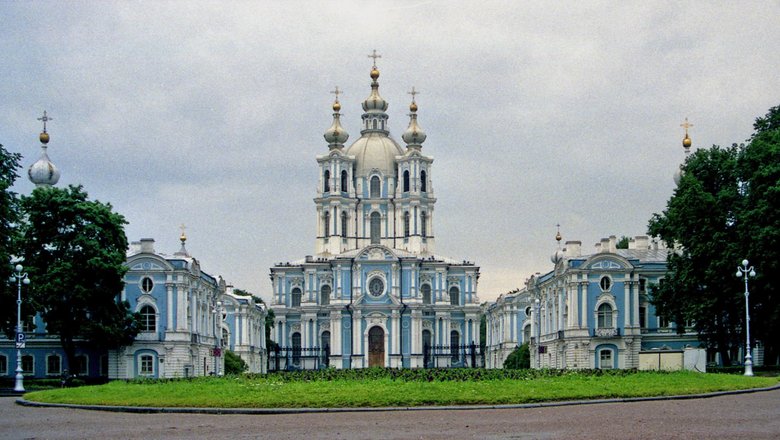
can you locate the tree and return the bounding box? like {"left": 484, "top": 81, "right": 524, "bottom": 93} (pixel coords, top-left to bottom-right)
{"left": 20, "top": 185, "right": 139, "bottom": 372}
{"left": 648, "top": 104, "right": 780, "bottom": 365}
{"left": 0, "top": 143, "right": 30, "bottom": 338}
{"left": 616, "top": 236, "right": 630, "bottom": 249}
{"left": 224, "top": 350, "right": 248, "bottom": 374}
{"left": 503, "top": 343, "right": 530, "bottom": 369}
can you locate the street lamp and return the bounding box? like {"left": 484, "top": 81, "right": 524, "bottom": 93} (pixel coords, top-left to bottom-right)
{"left": 9, "top": 263, "right": 30, "bottom": 392}
{"left": 534, "top": 298, "right": 541, "bottom": 369}
{"left": 736, "top": 259, "right": 756, "bottom": 377}
{"left": 212, "top": 300, "right": 224, "bottom": 376}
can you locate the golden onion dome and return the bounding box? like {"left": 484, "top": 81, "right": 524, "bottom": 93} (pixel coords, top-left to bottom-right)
{"left": 333, "top": 101, "right": 341, "bottom": 112}
{"left": 370, "top": 68, "right": 380, "bottom": 80}
{"left": 39, "top": 131, "right": 49, "bottom": 144}
{"left": 556, "top": 231, "right": 562, "bottom": 242}
{"left": 409, "top": 101, "right": 418, "bottom": 112}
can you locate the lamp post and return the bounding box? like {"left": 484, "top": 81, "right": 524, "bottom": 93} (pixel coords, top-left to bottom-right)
{"left": 212, "top": 300, "right": 223, "bottom": 376}
{"left": 534, "top": 298, "right": 541, "bottom": 369}
{"left": 9, "top": 264, "right": 30, "bottom": 392}
{"left": 735, "top": 259, "right": 756, "bottom": 377}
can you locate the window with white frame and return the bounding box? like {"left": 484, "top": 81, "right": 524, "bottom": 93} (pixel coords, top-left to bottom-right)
{"left": 523, "top": 325, "right": 531, "bottom": 343}
{"left": 291, "top": 288, "right": 302, "bottom": 307}
{"left": 341, "top": 212, "right": 348, "bottom": 237}
{"left": 321, "top": 285, "right": 331, "bottom": 305}
{"left": 639, "top": 305, "right": 647, "bottom": 329}
{"left": 141, "top": 277, "right": 154, "bottom": 293}
{"left": 139, "top": 305, "right": 156, "bottom": 332}
{"left": 323, "top": 211, "right": 330, "bottom": 237}
{"left": 599, "top": 276, "right": 612, "bottom": 291}
{"left": 450, "top": 330, "right": 460, "bottom": 362}
{"left": 597, "top": 303, "right": 613, "bottom": 328}
{"left": 403, "top": 170, "right": 410, "bottom": 192}
{"left": 599, "top": 349, "right": 613, "bottom": 369}
{"left": 370, "top": 176, "right": 381, "bottom": 198}
{"left": 370, "top": 212, "right": 381, "bottom": 244}
{"left": 403, "top": 212, "right": 410, "bottom": 238}
{"left": 421, "top": 211, "right": 427, "bottom": 237}
{"left": 420, "top": 170, "right": 427, "bottom": 192}
{"left": 323, "top": 169, "right": 330, "bottom": 192}
{"left": 340, "top": 170, "right": 348, "bottom": 192}
{"left": 449, "top": 286, "right": 460, "bottom": 306}
{"left": 139, "top": 354, "right": 154, "bottom": 376}
{"left": 291, "top": 332, "right": 302, "bottom": 365}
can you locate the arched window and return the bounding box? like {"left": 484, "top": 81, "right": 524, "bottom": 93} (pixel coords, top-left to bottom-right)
{"left": 403, "top": 170, "right": 410, "bottom": 192}
{"left": 370, "top": 176, "right": 381, "bottom": 198}
{"left": 403, "top": 212, "right": 410, "bottom": 238}
{"left": 291, "top": 287, "right": 302, "bottom": 307}
{"left": 321, "top": 331, "right": 331, "bottom": 363}
{"left": 139, "top": 305, "right": 156, "bottom": 332}
{"left": 321, "top": 285, "right": 331, "bottom": 305}
{"left": 523, "top": 325, "right": 531, "bottom": 343}
{"left": 341, "top": 170, "right": 348, "bottom": 192}
{"left": 421, "top": 170, "right": 427, "bottom": 192}
{"left": 420, "top": 212, "right": 427, "bottom": 237}
{"left": 370, "top": 212, "right": 381, "bottom": 244}
{"left": 323, "top": 170, "right": 330, "bottom": 192}
{"left": 341, "top": 212, "right": 348, "bottom": 237}
{"left": 450, "top": 331, "right": 460, "bottom": 363}
{"left": 449, "top": 286, "right": 460, "bottom": 306}
{"left": 291, "top": 332, "right": 302, "bottom": 365}
{"left": 323, "top": 212, "right": 330, "bottom": 237}
{"left": 373, "top": 120, "right": 377, "bottom": 129}
{"left": 421, "top": 284, "right": 431, "bottom": 305}
{"left": 597, "top": 303, "right": 613, "bottom": 328}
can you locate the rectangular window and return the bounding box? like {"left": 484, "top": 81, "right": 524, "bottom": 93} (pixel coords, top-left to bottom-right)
{"left": 639, "top": 307, "right": 647, "bottom": 329}
{"left": 21, "top": 355, "right": 34, "bottom": 375}
{"left": 600, "top": 350, "right": 613, "bottom": 369}
{"left": 47, "top": 355, "right": 61, "bottom": 375}
{"left": 140, "top": 355, "right": 154, "bottom": 376}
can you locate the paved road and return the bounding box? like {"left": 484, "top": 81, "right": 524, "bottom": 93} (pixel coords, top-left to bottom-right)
{"left": 2, "top": 388, "right": 780, "bottom": 439}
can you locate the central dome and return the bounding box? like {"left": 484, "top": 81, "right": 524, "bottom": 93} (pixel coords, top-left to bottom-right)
{"left": 345, "top": 132, "right": 404, "bottom": 177}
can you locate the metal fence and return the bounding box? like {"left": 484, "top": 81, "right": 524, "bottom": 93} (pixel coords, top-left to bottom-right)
{"left": 423, "top": 343, "right": 482, "bottom": 368}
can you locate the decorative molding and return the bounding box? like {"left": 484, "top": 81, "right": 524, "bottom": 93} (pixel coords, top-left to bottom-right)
{"left": 290, "top": 323, "right": 301, "bottom": 332}
{"left": 320, "top": 321, "right": 331, "bottom": 331}
{"left": 594, "top": 328, "right": 618, "bottom": 338}
{"left": 450, "top": 321, "right": 460, "bottom": 330}
{"left": 317, "top": 274, "right": 333, "bottom": 285}
{"left": 447, "top": 276, "right": 460, "bottom": 286}
{"left": 419, "top": 273, "right": 432, "bottom": 284}
{"left": 422, "top": 320, "right": 432, "bottom": 329}
{"left": 590, "top": 259, "right": 624, "bottom": 270}
{"left": 290, "top": 277, "right": 304, "bottom": 289}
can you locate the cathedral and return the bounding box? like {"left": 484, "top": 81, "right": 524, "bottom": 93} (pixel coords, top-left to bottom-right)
{"left": 269, "top": 56, "right": 481, "bottom": 369}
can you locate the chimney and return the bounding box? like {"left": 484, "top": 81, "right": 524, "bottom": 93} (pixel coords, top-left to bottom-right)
{"left": 599, "top": 237, "right": 610, "bottom": 253}
{"left": 129, "top": 241, "right": 141, "bottom": 255}
{"left": 631, "top": 235, "right": 649, "bottom": 250}
{"left": 608, "top": 235, "right": 617, "bottom": 253}
{"left": 564, "top": 240, "right": 581, "bottom": 257}
{"left": 140, "top": 238, "right": 155, "bottom": 254}
{"left": 594, "top": 242, "right": 602, "bottom": 253}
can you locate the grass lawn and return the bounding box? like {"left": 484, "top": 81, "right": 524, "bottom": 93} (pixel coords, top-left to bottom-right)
{"left": 23, "top": 370, "right": 779, "bottom": 408}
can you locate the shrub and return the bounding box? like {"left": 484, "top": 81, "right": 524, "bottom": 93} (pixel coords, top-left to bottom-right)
{"left": 504, "top": 343, "right": 531, "bottom": 369}
{"left": 224, "top": 350, "right": 248, "bottom": 374}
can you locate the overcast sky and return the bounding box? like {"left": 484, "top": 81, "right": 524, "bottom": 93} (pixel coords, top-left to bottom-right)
{"left": 2, "top": 1, "right": 779, "bottom": 303}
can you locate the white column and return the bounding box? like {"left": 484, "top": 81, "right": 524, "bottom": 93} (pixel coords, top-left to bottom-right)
{"left": 624, "top": 275, "right": 631, "bottom": 328}
{"left": 580, "top": 279, "right": 588, "bottom": 329}
{"left": 166, "top": 285, "right": 173, "bottom": 331}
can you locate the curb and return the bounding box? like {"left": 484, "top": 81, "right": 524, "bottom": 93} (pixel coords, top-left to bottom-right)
{"left": 14, "top": 383, "right": 780, "bottom": 415}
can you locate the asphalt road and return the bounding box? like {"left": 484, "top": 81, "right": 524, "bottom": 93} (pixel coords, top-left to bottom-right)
{"left": 2, "top": 388, "right": 780, "bottom": 439}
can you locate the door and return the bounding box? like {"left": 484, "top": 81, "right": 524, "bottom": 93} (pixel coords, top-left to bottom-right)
{"left": 368, "top": 326, "right": 385, "bottom": 367}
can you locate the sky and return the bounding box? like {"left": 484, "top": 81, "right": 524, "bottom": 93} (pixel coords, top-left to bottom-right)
{"left": 2, "top": 1, "right": 779, "bottom": 303}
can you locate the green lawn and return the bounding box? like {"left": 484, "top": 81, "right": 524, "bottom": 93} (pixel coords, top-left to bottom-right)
{"left": 23, "top": 370, "right": 779, "bottom": 408}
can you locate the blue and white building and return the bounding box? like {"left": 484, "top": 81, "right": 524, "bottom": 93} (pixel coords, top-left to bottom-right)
{"left": 485, "top": 235, "right": 700, "bottom": 369}
{"left": 270, "top": 60, "right": 481, "bottom": 369}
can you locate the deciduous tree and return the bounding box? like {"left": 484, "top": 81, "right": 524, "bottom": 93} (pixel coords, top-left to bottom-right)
{"left": 20, "top": 185, "right": 138, "bottom": 371}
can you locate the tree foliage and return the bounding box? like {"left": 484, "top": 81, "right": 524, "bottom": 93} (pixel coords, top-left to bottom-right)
{"left": 20, "top": 185, "right": 139, "bottom": 371}
{"left": 224, "top": 350, "right": 248, "bottom": 374}
{"left": 648, "top": 105, "right": 780, "bottom": 365}
{"left": 503, "top": 343, "right": 530, "bottom": 369}
{"left": 0, "top": 143, "right": 26, "bottom": 338}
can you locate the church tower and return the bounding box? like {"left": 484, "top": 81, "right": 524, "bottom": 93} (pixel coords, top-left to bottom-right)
{"left": 315, "top": 56, "right": 436, "bottom": 256}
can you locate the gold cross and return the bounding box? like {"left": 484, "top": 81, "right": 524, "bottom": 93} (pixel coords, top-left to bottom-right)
{"left": 680, "top": 117, "right": 693, "bottom": 136}
{"left": 368, "top": 49, "right": 382, "bottom": 67}
{"left": 408, "top": 86, "right": 420, "bottom": 102}
{"left": 38, "top": 110, "right": 52, "bottom": 132}
{"left": 330, "top": 86, "right": 342, "bottom": 102}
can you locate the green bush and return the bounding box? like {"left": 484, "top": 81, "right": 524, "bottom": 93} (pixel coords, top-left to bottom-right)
{"left": 503, "top": 343, "right": 531, "bottom": 369}
{"left": 224, "top": 350, "right": 248, "bottom": 374}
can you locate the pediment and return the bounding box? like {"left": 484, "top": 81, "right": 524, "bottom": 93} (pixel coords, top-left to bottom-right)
{"left": 356, "top": 245, "right": 396, "bottom": 261}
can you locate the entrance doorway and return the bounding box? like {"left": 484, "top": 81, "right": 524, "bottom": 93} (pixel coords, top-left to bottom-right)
{"left": 368, "top": 326, "right": 385, "bottom": 367}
